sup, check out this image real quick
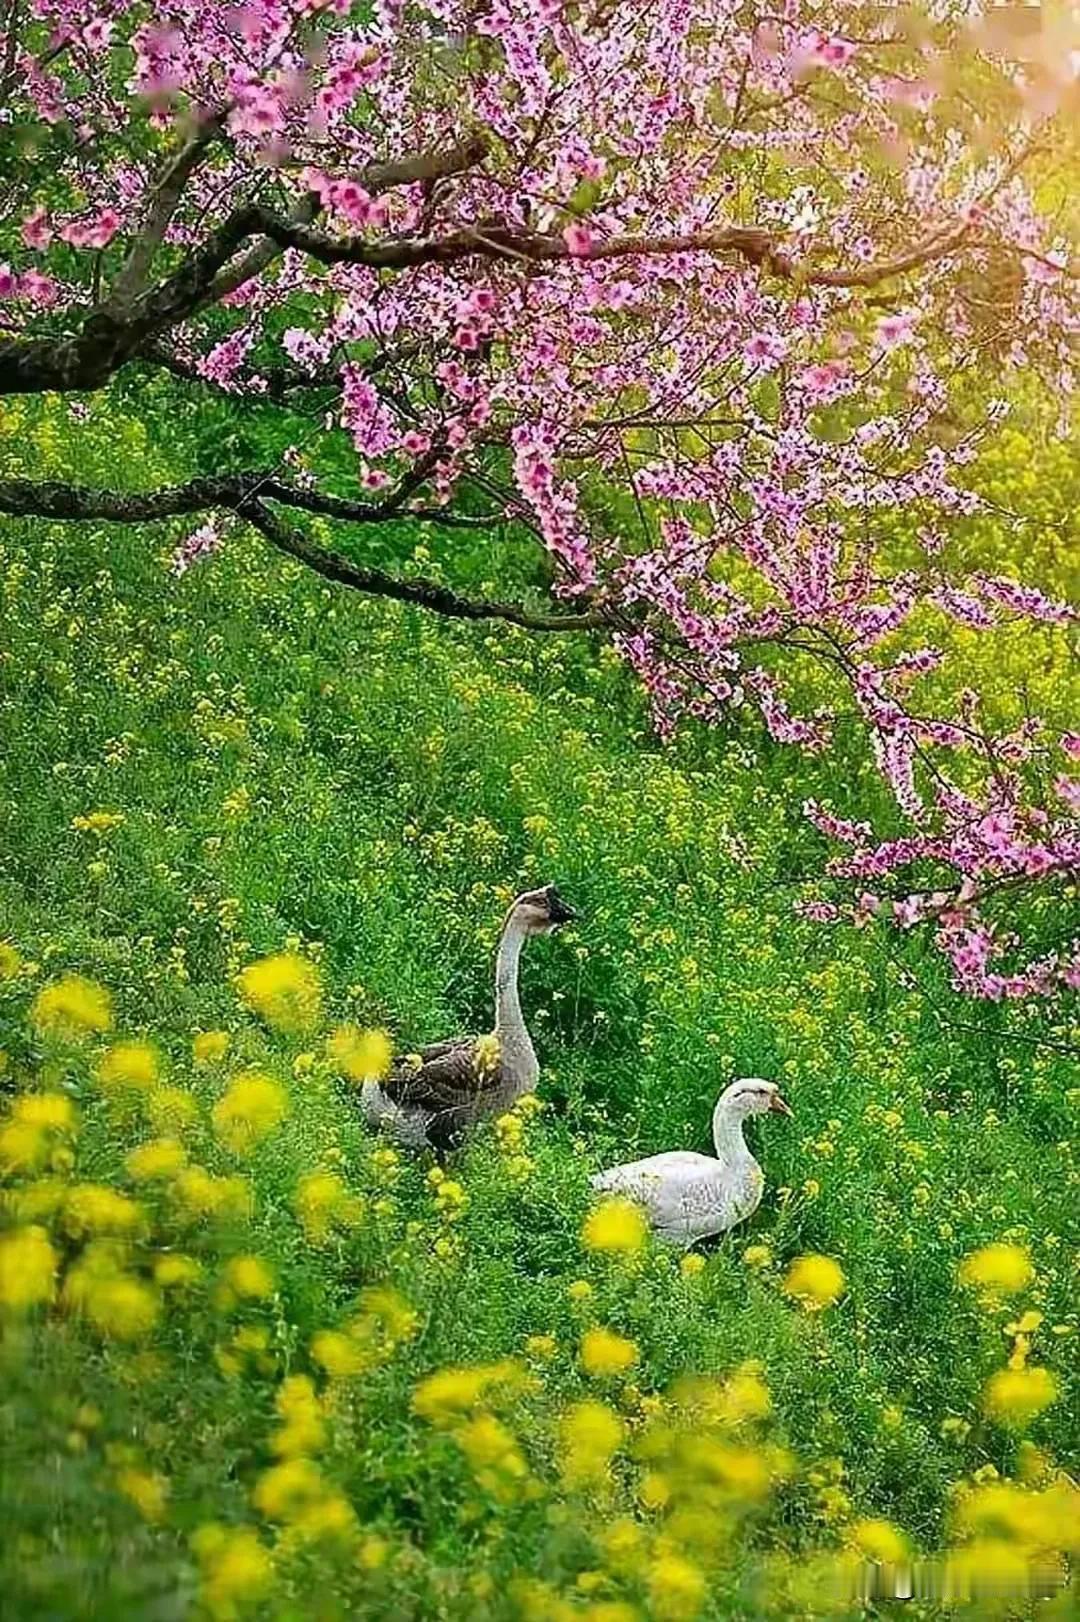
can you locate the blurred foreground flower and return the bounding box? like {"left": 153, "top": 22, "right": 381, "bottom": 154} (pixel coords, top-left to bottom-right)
{"left": 582, "top": 1196, "right": 648, "bottom": 1256}
{"left": 782, "top": 1253, "right": 846, "bottom": 1310}
{"left": 958, "top": 1243, "right": 1033, "bottom": 1299}
{"left": 237, "top": 953, "right": 321, "bottom": 1032}
{"left": 326, "top": 1024, "right": 392, "bottom": 1082}
{"left": 31, "top": 974, "right": 112, "bottom": 1039}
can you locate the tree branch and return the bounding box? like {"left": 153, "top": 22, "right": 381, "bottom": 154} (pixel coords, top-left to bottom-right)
{"left": 0, "top": 474, "right": 603, "bottom": 632}
{"left": 107, "top": 110, "right": 227, "bottom": 309}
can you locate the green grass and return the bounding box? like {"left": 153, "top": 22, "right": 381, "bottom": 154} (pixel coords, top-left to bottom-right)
{"left": 0, "top": 395, "right": 1077, "bottom": 1620}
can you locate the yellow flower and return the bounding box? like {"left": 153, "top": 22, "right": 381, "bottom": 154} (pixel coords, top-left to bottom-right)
{"left": 983, "top": 1366, "right": 1059, "bottom": 1429}
{"left": 412, "top": 1360, "right": 526, "bottom": 1426}
{"left": 237, "top": 952, "right": 321, "bottom": 1032}
{"left": 212, "top": 1072, "right": 288, "bottom": 1153}
{"left": 559, "top": 1399, "right": 624, "bottom": 1486}
{"left": 223, "top": 1254, "right": 275, "bottom": 1300}
{"left": 326, "top": 1024, "right": 393, "bottom": 1083}
{"left": 293, "top": 1170, "right": 362, "bottom": 1243}
{"left": 191, "top": 1523, "right": 273, "bottom": 1620}
{"left": 126, "top": 1137, "right": 187, "bottom": 1181}
{"left": 782, "top": 1253, "right": 846, "bottom": 1310}
{"left": 71, "top": 810, "right": 124, "bottom": 834}
{"left": 116, "top": 1467, "right": 169, "bottom": 1523}
{"left": 252, "top": 1456, "right": 325, "bottom": 1521}
{"left": 272, "top": 1375, "right": 327, "bottom": 1457}
{"left": 582, "top": 1197, "right": 648, "bottom": 1256}
{"left": 742, "top": 1243, "right": 772, "bottom": 1270}
{"left": 454, "top": 1412, "right": 528, "bottom": 1490}
{"left": 473, "top": 1032, "right": 501, "bottom": 1078}
{"left": 64, "top": 1184, "right": 144, "bottom": 1237}
{"left": 0, "top": 942, "right": 24, "bottom": 980}
{"left": 680, "top": 1254, "right": 706, "bottom": 1279}
{"left": 65, "top": 1248, "right": 160, "bottom": 1340}
{"left": 96, "top": 1041, "right": 159, "bottom": 1094}
{"left": 311, "top": 1330, "right": 369, "bottom": 1379}
{"left": 525, "top": 1334, "right": 558, "bottom": 1360}
{"left": 193, "top": 1030, "right": 230, "bottom": 1065}
{"left": 0, "top": 1225, "right": 58, "bottom": 1312}
{"left": 357, "top": 1283, "right": 419, "bottom": 1343}
{"left": 0, "top": 1092, "right": 78, "bottom": 1175}
{"left": 646, "top": 1553, "right": 706, "bottom": 1621}
{"left": 581, "top": 1327, "right": 639, "bottom": 1378}
{"left": 852, "top": 1519, "right": 908, "bottom": 1564}
{"left": 31, "top": 975, "right": 113, "bottom": 1040}
{"left": 958, "top": 1243, "right": 1033, "bottom": 1298}
{"left": 170, "top": 1166, "right": 253, "bottom": 1223}
{"left": 153, "top": 1254, "right": 203, "bottom": 1290}
{"left": 568, "top": 1279, "right": 594, "bottom": 1303}
{"left": 147, "top": 1087, "right": 201, "bottom": 1136}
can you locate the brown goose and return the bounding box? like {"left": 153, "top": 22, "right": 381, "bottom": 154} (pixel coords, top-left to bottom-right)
{"left": 361, "top": 885, "right": 576, "bottom": 1150}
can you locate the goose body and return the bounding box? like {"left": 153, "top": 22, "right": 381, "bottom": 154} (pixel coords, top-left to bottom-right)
{"left": 590, "top": 1079, "right": 791, "bottom": 1247}
{"left": 361, "top": 885, "right": 575, "bottom": 1151}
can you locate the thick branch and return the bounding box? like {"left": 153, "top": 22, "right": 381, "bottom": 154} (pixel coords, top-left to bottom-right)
{"left": 0, "top": 475, "right": 602, "bottom": 632}
{"left": 107, "top": 111, "right": 227, "bottom": 309}
{"left": 240, "top": 500, "right": 602, "bottom": 630}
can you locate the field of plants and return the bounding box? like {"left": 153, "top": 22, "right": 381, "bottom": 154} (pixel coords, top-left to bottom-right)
{"left": 3, "top": 2, "right": 1080, "bottom": 1613}
{"left": 1, "top": 385, "right": 1076, "bottom": 1620}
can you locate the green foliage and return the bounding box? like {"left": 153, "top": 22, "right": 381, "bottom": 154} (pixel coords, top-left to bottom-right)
{"left": 0, "top": 395, "right": 1076, "bottom": 1619}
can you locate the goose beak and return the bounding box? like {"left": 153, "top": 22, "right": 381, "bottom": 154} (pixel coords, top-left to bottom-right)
{"left": 770, "top": 1093, "right": 794, "bottom": 1118}
{"left": 547, "top": 889, "right": 577, "bottom": 926}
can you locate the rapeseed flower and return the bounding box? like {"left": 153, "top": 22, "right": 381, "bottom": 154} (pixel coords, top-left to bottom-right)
{"left": 212, "top": 1072, "right": 288, "bottom": 1153}
{"left": 237, "top": 953, "right": 321, "bottom": 1032}
{"left": 96, "top": 1041, "right": 159, "bottom": 1094}
{"left": 0, "top": 1092, "right": 77, "bottom": 1174}
{"left": 742, "top": 1243, "right": 772, "bottom": 1270}
{"left": 852, "top": 1518, "right": 909, "bottom": 1563}
{"left": 679, "top": 1254, "right": 705, "bottom": 1279}
{"left": 171, "top": 1166, "right": 254, "bottom": 1222}
{"left": 64, "top": 1184, "right": 144, "bottom": 1238}
{"left": 0, "top": 1224, "right": 58, "bottom": 1312}
{"left": 413, "top": 1359, "right": 527, "bottom": 1425}
{"left": 116, "top": 1467, "right": 169, "bottom": 1523}
{"left": 454, "top": 1412, "right": 529, "bottom": 1497}
{"left": 326, "top": 1024, "right": 393, "bottom": 1082}
{"left": 582, "top": 1197, "right": 648, "bottom": 1256}
{"left": 0, "top": 942, "right": 23, "bottom": 980}
{"left": 958, "top": 1243, "right": 1033, "bottom": 1299}
{"left": 311, "top": 1329, "right": 369, "bottom": 1379}
{"left": 293, "top": 1169, "right": 362, "bottom": 1243}
{"left": 153, "top": 1253, "right": 203, "bottom": 1290}
{"left": 581, "top": 1326, "right": 639, "bottom": 1377}
{"left": 191, "top": 1523, "right": 273, "bottom": 1619}
{"left": 782, "top": 1253, "right": 845, "bottom": 1310}
{"left": 272, "top": 1375, "right": 327, "bottom": 1457}
{"left": 126, "top": 1137, "right": 187, "bottom": 1181}
{"left": 64, "top": 1244, "right": 160, "bottom": 1339}
{"left": 646, "top": 1553, "right": 706, "bottom": 1620}
{"left": 222, "top": 1254, "right": 275, "bottom": 1300}
{"left": 31, "top": 975, "right": 112, "bottom": 1039}
{"left": 983, "top": 1366, "right": 1059, "bottom": 1429}
{"left": 193, "top": 1030, "right": 230, "bottom": 1065}
{"left": 559, "top": 1399, "right": 624, "bottom": 1486}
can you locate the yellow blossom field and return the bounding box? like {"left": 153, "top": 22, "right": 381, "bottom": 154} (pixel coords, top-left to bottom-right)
{"left": 0, "top": 386, "right": 1077, "bottom": 1620}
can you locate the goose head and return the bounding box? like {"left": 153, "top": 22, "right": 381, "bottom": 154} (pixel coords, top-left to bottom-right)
{"left": 509, "top": 884, "right": 578, "bottom": 936}
{"left": 716, "top": 1077, "right": 793, "bottom": 1121}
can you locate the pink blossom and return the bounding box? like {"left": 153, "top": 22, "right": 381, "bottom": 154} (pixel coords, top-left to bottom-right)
{"left": 562, "top": 222, "right": 594, "bottom": 257}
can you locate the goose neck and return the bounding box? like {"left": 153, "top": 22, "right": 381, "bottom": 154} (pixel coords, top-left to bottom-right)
{"left": 493, "top": 916, "right": 537, "bottom": 1084}
{"left": 711, "top": 1104, "right": 754, "bottom": 1166}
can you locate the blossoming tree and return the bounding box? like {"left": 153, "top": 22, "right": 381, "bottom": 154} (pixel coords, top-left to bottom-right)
{"left": 0, "top": 0, "right": 1077, "bottom": 1001}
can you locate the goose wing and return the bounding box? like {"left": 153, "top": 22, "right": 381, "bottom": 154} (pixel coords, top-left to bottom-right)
{"left": 381, "top": 1040, "right": 508, "bottom": 1147}
{"left": 592, "top": 1152, "right": 737, "bottom": 1235}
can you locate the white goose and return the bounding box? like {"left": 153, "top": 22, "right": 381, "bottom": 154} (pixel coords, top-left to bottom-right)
{"left": 590, "top": 1078, "right": 792, "bottom": 1247}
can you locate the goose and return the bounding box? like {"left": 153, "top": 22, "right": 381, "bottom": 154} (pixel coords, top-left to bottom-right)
{"left": 589, "top": 1078, "right": 792, "bottom": 1247}
{"left": 361, "top": 884, "right": 576, "bottom": 1151}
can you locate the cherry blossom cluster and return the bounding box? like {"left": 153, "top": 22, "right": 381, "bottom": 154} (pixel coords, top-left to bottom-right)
{"left": 2, "top": 0, "right": 1077, "bottom": 1002}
